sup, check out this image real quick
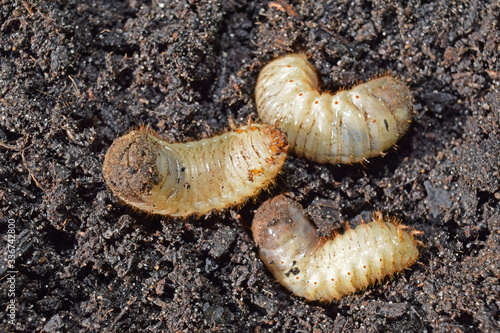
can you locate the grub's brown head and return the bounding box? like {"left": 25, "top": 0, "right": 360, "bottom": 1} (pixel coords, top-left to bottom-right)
{"left": 265, "top": 124, "right": 289, "bottom": 155}
{"left": 103, "top": 131, "right": 163, "bottom": 205}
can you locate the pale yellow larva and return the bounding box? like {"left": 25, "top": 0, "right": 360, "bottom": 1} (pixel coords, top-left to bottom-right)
{"left": 103, "top": 124, "right": 288, "bottom": 217}
{"left": 252, "top": 195, "right": 421, "bottom": 301}
{"left": 255, "top": 53, "right": 413, "bottom": 164}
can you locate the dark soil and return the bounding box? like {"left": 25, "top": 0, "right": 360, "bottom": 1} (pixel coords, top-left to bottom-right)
{"left": 1, "top": 0, "right": 499, "bottom": 332}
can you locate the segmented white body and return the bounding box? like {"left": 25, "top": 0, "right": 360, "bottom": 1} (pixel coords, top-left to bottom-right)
{"left": 252, "top": 195, "right": 420, "bottom": 301}
{"left": 103, "top": 124, "right": 288, "bottom": 217}
{"left": 255, "top": 53, "right": 413, "bottom": 164}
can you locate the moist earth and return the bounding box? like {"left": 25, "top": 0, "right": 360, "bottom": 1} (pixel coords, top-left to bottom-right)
{"left": 0, "top": 0, "right": 499, "bottom": 332}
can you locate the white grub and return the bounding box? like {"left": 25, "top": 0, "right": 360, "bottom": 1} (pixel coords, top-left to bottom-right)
{"left": 103, "top": 124, "right": 288, "bottom": 217}
{"left": 252, "top": 195, "right": 421, "bottom": 301}
{"left": 256, "top": 53, "right": 413, "bottom": 164}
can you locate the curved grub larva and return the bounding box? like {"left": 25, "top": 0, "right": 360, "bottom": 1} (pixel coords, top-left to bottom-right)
{"left": 255, "top": 53, "right": 413, "bottom": 164}
{"left": 252, "top": 195, "right": 421, "bottom": 301}
{"left": 103, "top": 123, "right": 288, "bottom": 217}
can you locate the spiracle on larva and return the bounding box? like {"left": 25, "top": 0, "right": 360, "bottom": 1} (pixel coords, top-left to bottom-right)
{"left": 103, "top": 123, "right": 288, "bottom": 217}
{"left": 252, "top": 195, "right": 422, "bottom": 301}
{"left": 255, "top": 53, "right": 413, "bottom": 164}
